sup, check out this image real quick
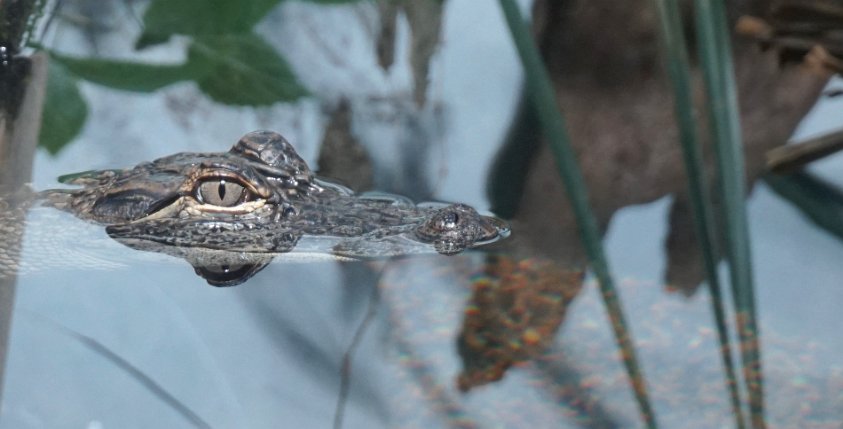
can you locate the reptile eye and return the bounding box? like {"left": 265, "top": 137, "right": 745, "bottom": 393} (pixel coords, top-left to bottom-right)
{"left": 196, "top": 179, "right": 253, "bottom": 207}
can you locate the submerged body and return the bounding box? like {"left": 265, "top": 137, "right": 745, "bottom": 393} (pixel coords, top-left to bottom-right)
{"left": 8, "top": 131, "right": 509, "bottom": 285}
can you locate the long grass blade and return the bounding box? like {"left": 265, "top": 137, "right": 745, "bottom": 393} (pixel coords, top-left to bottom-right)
{"left": 496, "top": 1, "right": 657, "bottom": 427}
{"left": 652, "top": 1, "right": 746, "bottom": 428}
{"left": 693, "top": 1, "right": 765, "bottom": 427}
{"left": 22, "top": 311, "right": 212, "bottom": 429}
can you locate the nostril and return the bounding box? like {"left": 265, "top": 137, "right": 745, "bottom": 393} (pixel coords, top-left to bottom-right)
{"left": 438, "top": 211, "right": 459, "bottom": 230}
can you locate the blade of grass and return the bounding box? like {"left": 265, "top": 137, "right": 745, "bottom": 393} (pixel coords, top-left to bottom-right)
{"left": 652, "top": 1, "right": 746, "bottom": 428}
{"left": 693, "top": 1, "right": 765, "bottom": 427}
{"left": 496, "top": 2, "right": 657, "bottom": 427}
{"left": 22, "top": 310, "right": 212, "bottom": 429}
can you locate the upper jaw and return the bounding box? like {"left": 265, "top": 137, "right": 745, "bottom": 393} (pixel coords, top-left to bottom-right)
{"left": 129, "top": 196, "right": 273, "bottom": 222}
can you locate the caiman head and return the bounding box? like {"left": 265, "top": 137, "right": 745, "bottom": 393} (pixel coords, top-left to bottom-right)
{"left": 48, "top": 130, "right": 326, "bottom": 254}
{"left": 41, "top": 130, "right": 510, "bottom": 285}
{"left": 43, "top": 130, "right": 324, "bottom": 286}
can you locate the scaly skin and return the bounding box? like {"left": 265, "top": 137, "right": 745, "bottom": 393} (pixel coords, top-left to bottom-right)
{"left": 39, "top": 130, "right": 509, "bottom": 256}
{"left": 1, "top": 131, "right": 509, "bottom": 285}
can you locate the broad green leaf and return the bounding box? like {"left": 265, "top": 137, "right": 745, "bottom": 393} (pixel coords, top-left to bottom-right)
{"left": 40, "top": 61, "right": 88, "bottom": 155}
{"left": 137, "top": 0, "right": 284, "bottom": 49}
{"left": 187, "top": 34, "right": 309, "bottom": 105}
{"left": 49, "top": 51, "right": 198, "bottom": 92}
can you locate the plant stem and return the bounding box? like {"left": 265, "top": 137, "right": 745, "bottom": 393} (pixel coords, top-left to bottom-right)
{"left": 693, "top": 1, "right": 765, "bottom": 427}
{"left": 652, "top": 1, "right": 746, "bottom": 427}
{"left": 497, "top": 1, "right": 657, "bottom": 427}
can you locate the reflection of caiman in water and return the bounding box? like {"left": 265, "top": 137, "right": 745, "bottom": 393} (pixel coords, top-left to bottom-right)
{"left": 1, "top": 131, "right": 509, "bottom": 286}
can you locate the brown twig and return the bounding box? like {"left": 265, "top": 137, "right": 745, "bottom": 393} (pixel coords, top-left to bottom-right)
{"left": 767, "top": 128, "right": 843, "bottom": 173}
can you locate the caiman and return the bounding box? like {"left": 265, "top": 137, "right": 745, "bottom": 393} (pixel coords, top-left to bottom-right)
{"left": 1, "top": 131, "right": 509, "bottom": 286}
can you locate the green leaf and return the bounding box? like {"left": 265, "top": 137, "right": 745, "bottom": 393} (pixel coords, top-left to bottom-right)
{"left": 49, "top": 51, "right": 197, "bottom": 92}
{"left": 40, "top": 61, "right": 89, "bottom": 155}
{"left": 137, "top": 0, "right": 284, "bottom": 49}
{"left": 187, "top": 34, "right": 309, "bottom": 105}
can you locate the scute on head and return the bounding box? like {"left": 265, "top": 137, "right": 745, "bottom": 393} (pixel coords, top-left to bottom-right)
{"left": 229, "top": 130, "right": 312, "bottom": 177}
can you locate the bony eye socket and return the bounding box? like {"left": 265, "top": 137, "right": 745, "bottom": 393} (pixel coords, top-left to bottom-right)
{"left": 196, "top": 179, "right": 254, "bottom": 207}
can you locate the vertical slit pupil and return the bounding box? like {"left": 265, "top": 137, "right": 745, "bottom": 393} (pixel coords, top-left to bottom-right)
{"left": 218, "top": 180, "right": 227, "bottom": 200}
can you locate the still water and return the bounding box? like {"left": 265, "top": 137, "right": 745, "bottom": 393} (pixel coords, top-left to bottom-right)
{"left": 6, "top": 142, "right": 843, "bottom": 428}
{"left": 2, "top": 1, "right": 843, "bottom": 428}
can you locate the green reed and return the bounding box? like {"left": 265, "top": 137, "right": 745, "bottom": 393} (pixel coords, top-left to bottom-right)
{"left": 652, "top": 1, "right": 747, "bottom": 428}
{"left": 693, "top": 0, "right": 765, "bottom": 427}
{"left": 497, "top": 1, "right": 657, "bottom": 427}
